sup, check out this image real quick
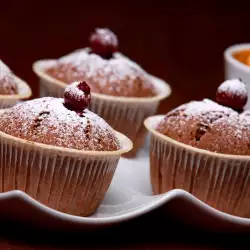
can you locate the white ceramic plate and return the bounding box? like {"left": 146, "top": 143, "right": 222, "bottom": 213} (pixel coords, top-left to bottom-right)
{"left": 0, "top": 136, "right": 249, "bottom": 233}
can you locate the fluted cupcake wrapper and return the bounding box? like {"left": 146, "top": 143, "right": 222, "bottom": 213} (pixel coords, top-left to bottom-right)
{"left": 33, "top": 60, "right": 171, "bottom": 157}
{"left": 0, "top": 130, "right": 132, "bottom": 216}
{"left": 144, "top": 115, "right": 250, "bottom": 218}
{"left": 0, "top": 99, "right": 18, "bottom": 109}
{"left": 39, "top": 78, "right": 64, "bottom": 98}
{"left": 0, "top": 76, "right": 32, "bottom": 109}
{"left": 90, "top": 97, "right": 160, "bottom": 157}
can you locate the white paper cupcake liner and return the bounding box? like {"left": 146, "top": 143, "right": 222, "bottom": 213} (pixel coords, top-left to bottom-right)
{"left": 0, "top": 76, "right": 32, "bottom": 109}
{"left": 144, "top": 115, "right": 250, "bottom": 218}
{"left": 0, "top": 130, "right": 132, "bottom": 216}
{"left": 32, "top": 59, "right": 171, "bottom": 157}
{"left": 89, "top": 96, "right": 160, "bottom": 157}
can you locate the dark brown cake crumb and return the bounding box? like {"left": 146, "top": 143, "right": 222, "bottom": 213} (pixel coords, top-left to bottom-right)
{"left": 0, "top": 97, "right": 120, "bottom": 151}
{"left": 156, "top": 99, "right": 250, "bottom": 156}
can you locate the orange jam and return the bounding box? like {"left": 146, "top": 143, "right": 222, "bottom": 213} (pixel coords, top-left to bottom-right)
{"left": 233, "top": 50, "right": 250, "bottom": 66}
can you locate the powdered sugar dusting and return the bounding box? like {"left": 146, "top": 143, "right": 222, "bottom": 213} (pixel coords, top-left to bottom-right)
{"left": 0, "top": 60, "right": 18, "bottom": 95}
{"left": 92, "top": 28, "right": 118, "bottom": 46}
{"left": 59, "top": 49, "right": 89, "bottom": 64}
{"left": 0, "top": 97, "right": 120, "bottom": 151}
{"left": 0, "top": 60, "right": 12, "bottom": 81}
{"left": 46, "top": 49, "right": 156, "bottom": 97}
{"left": 65, "top": 82, "right": 86, "bottom": 101}
{"left": 60, "top": 51, "right": 145, "bottom": 84}
{"left": 157, "top": 98, "right": 250, "bottom": 155}
{"left": 0, "top": 60, "right": 11, "bottom": 75}
{"left": 217, "top": 79, "right": 247, "bottom": 96}
{"left": 181, "top": 99, "right": 235, "bottom": 118}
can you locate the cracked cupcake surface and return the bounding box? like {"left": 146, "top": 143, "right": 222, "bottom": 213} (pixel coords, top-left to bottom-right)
{"left": 0, "top": 97, "right": 120, "bottom": 151}
{"left": 156, "top": 99, "right": 250, "bottom": 155}
{"left": 46, "top": 50, "right": 157, "bottom": 98}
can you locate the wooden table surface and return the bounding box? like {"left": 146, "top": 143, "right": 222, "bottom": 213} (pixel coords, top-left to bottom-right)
{"left": 1, "top": 1, "right": 250, "bottom": 249}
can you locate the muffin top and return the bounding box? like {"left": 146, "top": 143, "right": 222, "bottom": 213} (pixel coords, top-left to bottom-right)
{"left": 156, "top": 98, "right": 250, "bottom": 156}
{"left": 0, "top": 82, "right": 120, "bottom": 151}
{"left": 0, "top": 60, "right": 19, "bottom": 95}
{"left": 46, "top": 28, "right": 157, "bottom": 98}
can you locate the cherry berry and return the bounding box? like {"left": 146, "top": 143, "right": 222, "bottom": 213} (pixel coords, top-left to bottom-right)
{"left": 89, "top": 28, "right": 118, "bottom": 59}
{"left": 216, "top": 78, "right": 248, "bottom": 111}
{"left": 64, "top": 81, "right": 91, "bottom": 111}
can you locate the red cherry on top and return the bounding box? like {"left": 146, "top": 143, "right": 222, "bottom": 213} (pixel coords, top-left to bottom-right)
{"left": 89, "top": 28, "right": 118, "bottom": 59}
{"left": 64, "top": 81, "right": 91, "bottom": 111}
{"left": 216, "top": 78, "right": 248, "bottom": 111}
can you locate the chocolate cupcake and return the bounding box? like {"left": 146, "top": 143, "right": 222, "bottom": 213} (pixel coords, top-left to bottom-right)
{"left": 0, "top": 81, "right": 132, "bottom": 216}
{"left": 144, "top": 79, "right": 250, "bottom": 218}
{"left": 33, "top": 28, "right": 171, "bottom": 157}
{"left": 0, "top": 60, "right": 32, "bottom": 108}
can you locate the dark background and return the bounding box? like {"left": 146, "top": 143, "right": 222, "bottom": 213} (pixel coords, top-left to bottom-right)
{"left": 1, "top": 1, "right": 250, "bottom": 249}
{"left": 2, "top": 0, "right": 250, "bottom": 113}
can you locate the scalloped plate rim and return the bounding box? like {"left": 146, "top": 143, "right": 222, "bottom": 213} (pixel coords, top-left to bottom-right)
{"left": 0, "top": 189, "right": 249, "bottom": 226}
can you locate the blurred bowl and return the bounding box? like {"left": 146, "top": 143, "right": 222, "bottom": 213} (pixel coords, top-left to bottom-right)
{"left": 224, "top": 43, "right": 250, "bottom": 109}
